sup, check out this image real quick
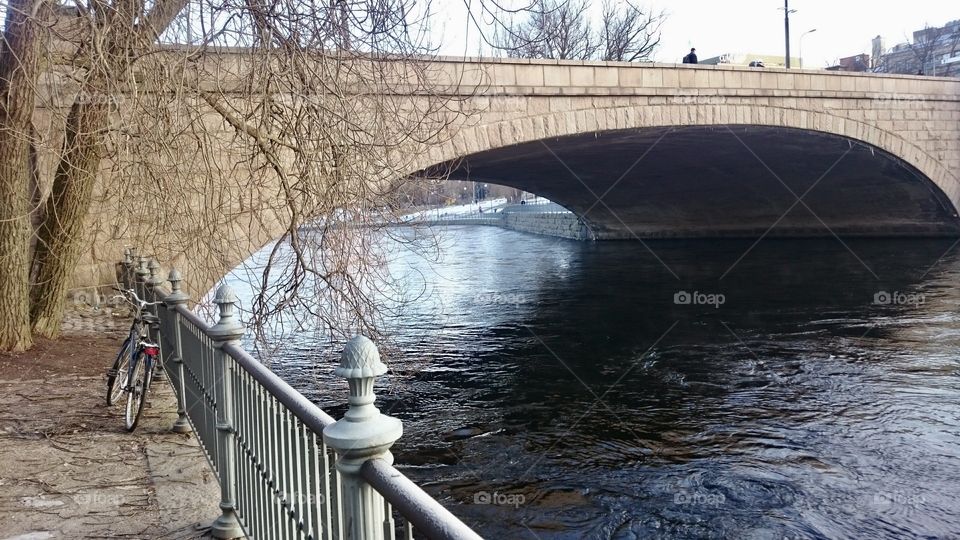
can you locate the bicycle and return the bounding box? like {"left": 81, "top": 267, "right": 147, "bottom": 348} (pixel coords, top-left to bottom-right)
{"left": 105, "top": 287, "right": 162, "bottom": 432}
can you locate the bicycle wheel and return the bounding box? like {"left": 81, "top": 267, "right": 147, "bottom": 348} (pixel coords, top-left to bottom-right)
{"left": 106, "top": 336, "right": 132, "bottom": 406}
{"left": 125, "top": 353, "right": 153, "bottom": 432}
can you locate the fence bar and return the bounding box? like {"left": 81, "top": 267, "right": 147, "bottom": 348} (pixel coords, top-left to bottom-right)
{"left": 361, "top": 460, "right": 482, "bottom": 540}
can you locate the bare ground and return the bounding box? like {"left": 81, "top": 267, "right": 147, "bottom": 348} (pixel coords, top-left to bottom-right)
{"left": 0, "top": 314, "right": 221, "bottom": 539}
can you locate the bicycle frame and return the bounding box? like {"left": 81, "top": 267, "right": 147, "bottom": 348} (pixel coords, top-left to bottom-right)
{"left": 115, "top": 289, "right": 162, "bottom": 392}
{"left": 107, "top": 287, "right": 167, "bottom": 431}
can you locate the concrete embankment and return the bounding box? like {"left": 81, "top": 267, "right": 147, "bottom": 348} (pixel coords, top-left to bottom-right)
{"left": 500, "top": 212, "right": 592, "bottom": 240}
{"left": 415, "top": 204, "right": 593, "bottom": 240}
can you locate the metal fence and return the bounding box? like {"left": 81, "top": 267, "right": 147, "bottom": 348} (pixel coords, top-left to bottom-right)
{"left": 121, "top": 253, "right": 482, "bottom": 540}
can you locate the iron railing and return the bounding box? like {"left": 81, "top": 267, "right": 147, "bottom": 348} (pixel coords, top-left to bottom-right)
{"left": 120, "top": 253, "right": 482, "bottom": 540}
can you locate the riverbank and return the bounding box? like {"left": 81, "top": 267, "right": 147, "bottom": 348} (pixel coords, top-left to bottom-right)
{"left": 411, "top": 203, "right": 594, "bottom": 240}
{"left": 0, "top": 319, "right": 219, "bottom": 539}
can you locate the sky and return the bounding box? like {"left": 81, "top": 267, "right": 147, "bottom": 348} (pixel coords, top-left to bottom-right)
{"left": 434, "top": 0, "right": 959, "bottom": 68}
{"left": 0, "top": 1, "right": 952, "bottom": 68}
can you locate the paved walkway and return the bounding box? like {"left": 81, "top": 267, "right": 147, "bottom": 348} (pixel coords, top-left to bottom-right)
{"left": 0, "top": 319, "right": 221, "bottom": 539}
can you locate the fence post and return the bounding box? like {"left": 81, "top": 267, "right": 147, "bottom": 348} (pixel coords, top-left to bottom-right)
{"left": 323, "top": 336, "right": 403, "bottom": 540}
{"left": 122, "top": 248, "right": 133, "bottom": 288}
{"left": 145, "top": 259, "right": 166, "bottom": 380}
{"left": 127, "top": 248, "right": 140, "bottom": 288}
{"left": 163, "top": 269, "right": 192, "bottom": 434}
{"left": 135, "top": 256, "right": 149, "bottom": 300}
{"left": 146, "top": 259, "right": 163, "bottom": 297}
{"left": 207, "top": 285, "right": 245, "bottom": 540}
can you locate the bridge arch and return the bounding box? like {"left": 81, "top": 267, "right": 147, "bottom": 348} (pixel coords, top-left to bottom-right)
{"left": 415, "top": 102, "right": 960, "bottom": 239}
{"left": 422, "top": 103, "right": 958, "bottom": 208}
{"left": 186, "top": 102, "right": 960, "bottom": 295}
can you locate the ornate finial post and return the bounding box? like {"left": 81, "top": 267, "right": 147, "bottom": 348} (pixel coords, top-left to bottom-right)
{"left": 323, "top": 336, "right": 403, "bottom": 540}
{"left": 166, "top": 268, "right": 189, "bottom": 304}
{"left": 135, "top": 255, "right": 148, "bottom": 278}
{"left": 143, "top": 259, "right": 166, "bottom": 378}
{"left": 120, "top": 248, "right": 134, "bottom": 289}
{"left": 135, "top": 255, "right": 149, "bottom": 301}
{"left": 122, "top": 248, "right": 135, "bottom": 287}
{"left": 146, "top": 258, "right": 163, "bottom": 288}
{"left": 207, "top": 284, "right": 244, "bottom": 540}
{"left": 163, "top": 268, "right": 192, "bottom": 434}
{"left": 209, "top": 285, "right": 243, "bottom": 342}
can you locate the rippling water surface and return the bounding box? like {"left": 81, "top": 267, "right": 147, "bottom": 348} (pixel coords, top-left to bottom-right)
{"left": 224, "top": 227, "right": 960, "bottom": 539}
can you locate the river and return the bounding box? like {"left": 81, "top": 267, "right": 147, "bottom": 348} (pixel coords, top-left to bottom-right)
{"left": 223, "top": 226, "right": 960, "bottom": 539}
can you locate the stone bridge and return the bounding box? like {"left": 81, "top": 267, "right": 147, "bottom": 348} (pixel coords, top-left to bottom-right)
{"left": 52, "top": 56, "right": 960, "bottom": 296}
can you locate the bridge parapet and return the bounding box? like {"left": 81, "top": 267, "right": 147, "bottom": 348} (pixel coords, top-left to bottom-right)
{"left": 413, "top": 55, "right": 960, "bottom": 99}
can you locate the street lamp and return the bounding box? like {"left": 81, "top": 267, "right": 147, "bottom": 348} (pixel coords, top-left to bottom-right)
{"left": 799, "top": 28, "right": 817, "bottom": 69}
{"left": 780, "top": 0, "right": 797, "bottom": 68}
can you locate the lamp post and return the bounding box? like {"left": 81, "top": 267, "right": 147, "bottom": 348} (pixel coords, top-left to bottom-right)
{"left": 799, "top": 28, "right": 817, "bottom": 69}
{"left": 781, "top": 0, "right": 797, "bottom": 68}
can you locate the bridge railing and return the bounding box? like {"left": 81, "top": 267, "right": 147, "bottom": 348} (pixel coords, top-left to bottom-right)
{"left": 422, "top": 209, "right": 503, "bottom": 222}
{"left": 120, "top": 251, "right": 481, "bottom": 540}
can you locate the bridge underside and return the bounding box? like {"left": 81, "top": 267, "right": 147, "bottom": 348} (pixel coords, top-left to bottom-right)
{"left": 435, "top": 126, "right": 960, "bottom": 239}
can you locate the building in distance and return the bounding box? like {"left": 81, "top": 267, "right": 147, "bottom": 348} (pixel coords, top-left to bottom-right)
{"left": 872, "top": 20, "right": 960, "bottom": 76}
{"left": 826, "top": 54, "right": 871, "bottom": 72}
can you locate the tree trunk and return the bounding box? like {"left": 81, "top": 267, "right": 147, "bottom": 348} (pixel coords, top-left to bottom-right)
{"left": 30, "top": 101, "right": 108, "bottom": 338}
{"left": 28, "top": 0, "right": 188, "bottom": 338}
{"left": 0, "top": 0, "right": 46, "bottom": 351}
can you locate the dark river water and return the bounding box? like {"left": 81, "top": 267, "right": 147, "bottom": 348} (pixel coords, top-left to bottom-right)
{"left": 224, "top": 226, "right": 960, "bottom": 539}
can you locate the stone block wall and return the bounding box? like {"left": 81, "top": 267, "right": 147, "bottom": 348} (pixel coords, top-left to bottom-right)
{"left": 33, "top": 53, "right": 960, "bottom": 293}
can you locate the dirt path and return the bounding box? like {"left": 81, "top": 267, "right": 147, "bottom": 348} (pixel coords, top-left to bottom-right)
{"left": 0, "top": 317, "right": 221, "bottom": 539}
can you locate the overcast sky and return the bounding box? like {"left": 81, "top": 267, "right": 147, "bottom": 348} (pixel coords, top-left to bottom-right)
{"left": 436, "top": 0, "right": 958, "bottom": 68}
{"left": 1, "top": 1, "right": 952, "bottom": 68}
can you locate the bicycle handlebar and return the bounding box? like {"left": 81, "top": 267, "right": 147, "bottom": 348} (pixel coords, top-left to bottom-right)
{"left": 112, "top": 287, "right": 162, "bottom": 309}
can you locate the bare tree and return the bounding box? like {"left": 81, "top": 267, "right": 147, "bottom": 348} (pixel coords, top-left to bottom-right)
{"left": 0, "top": 0, "right": 530, "bottom": 352}
{"left": 497, "top": 0, "right": 665, "bottom": 62}
{"left": 497, "top": 0, "right": 598, "bottom": 60}
{"left": 600, "top": 0, "right": 664, "bottom": 62}
{"left": 99, "top": 0, "right": 479, "bottom": 347}
{"left": 0, "top": 0, "right": 51, "bottom": 351}
{"left": 909, "top": 26, "right": 946, "bottom": 75}
{"left": 877, "top": 23, "right": 960, "bottom": 76}
{"left": 912, "top": 23, "right": 960, "bottom": 75}
{"left": 26, "top": 0, "right": 190, "bottom": 339}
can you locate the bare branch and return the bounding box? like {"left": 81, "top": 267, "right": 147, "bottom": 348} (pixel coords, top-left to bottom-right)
{"left": 600, "top": 0, "right": 664, "bottom": 62}
{"left": 495, "top": 0, "right": 598, "bottom": 61}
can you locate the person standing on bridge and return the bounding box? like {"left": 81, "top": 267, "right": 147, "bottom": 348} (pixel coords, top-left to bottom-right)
{"left": 683, "top": 48, "right": 698, "bottom": 64}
